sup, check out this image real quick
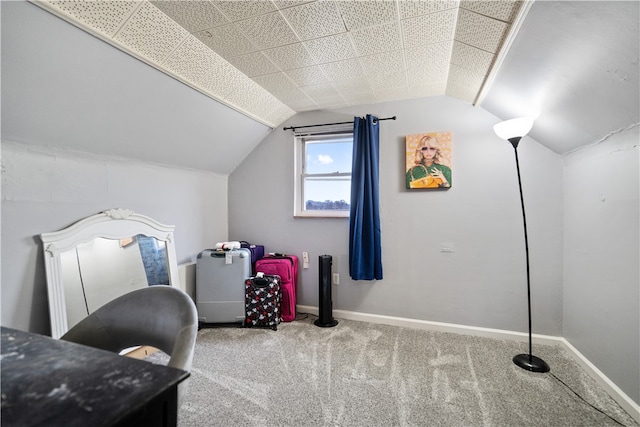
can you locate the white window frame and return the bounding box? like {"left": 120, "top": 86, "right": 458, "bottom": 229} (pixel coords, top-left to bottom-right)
{"left": 293, "top": 129, "right": 353, "bottom": 218}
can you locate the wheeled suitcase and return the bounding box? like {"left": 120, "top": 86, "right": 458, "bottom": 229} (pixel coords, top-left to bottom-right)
{"left": 196, "top": 248, "right": 251, "bottom": 324}
{"left": 255, "top": 254, "right": 298, "bottom": 322}
{"left": 239, "top": 241, "right": 265, "bottom": 272}
{"left": 244, "top": 273, "right": 281, "bottom": 330}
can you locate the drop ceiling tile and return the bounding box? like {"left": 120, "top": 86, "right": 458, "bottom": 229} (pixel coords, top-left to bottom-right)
{"left": 320, "top": 58, "right": 365, "bottom": 82}
{"left": 300, "top": 83, "right": 344, "bottom": 104}
{"left": 450, "top": 41, "right": 494, "bottom": 74}
{"left": 407, "top": 63, "right": 449, "bottom": 86}
{"left": 151, "top": 1, "right": 228, "bottom": 33}
{"left": 280, "top": 1, "right": 345, "bottom": 41}
{"left": 114, "top": 1, "right": 189, "bottom": 64}
{"left": 410, "top": 81, "right": 448, "bottom": 97}
{"left": 446, "top": 81, "right": 477, "bottom": 103}
{"left": 164, "top": 36, "right": 228, "bottom": 96}
{"left": 337, "top": 1, "right": 398, "bottom": 31}
{"left": 360, "top": 50, "right": 405, "bottom": 76}
{"left": 461, "top": 0, "right": 520, "bottom": 22}
{"left": 455, "top": 9, "right": 509, "bottom": 53}
{"left": 399, "top": 0, "right": 459, "bottom": 20}
{"left": 402, "top": 8, "right": 458, "bottom": 49}
{"left": 333, "top": 79, "right": 375, "bottom": 95}
{"left": 376, "top": 86, "right": 410, "bottom": 102}
{"left": 285, "top": 66, "right": 329, "bottom": 87}
{"left": 448, "top": 63, "right": 485, "bottom": 91}
{"left": 273, "top": 0, "right": 315, "bottom": 10}
{"left": 44, "top": 0, "right": 140, "bottom": 38}
{"left": 263, "top": 43, "right": 317, "bottom": 71}
{"left": 252, "top": 72, "right": 299, "bottom": 93}
{"left": 368, "top": 69, "right": 408, "bottom": 89}
{"left": 304, "top": 33, "right": 357, "bottom": 63}
{"left": 271, "top": 88, "right": 317, "bottom": 110}
{"left": 227, "top": 51, "right": 280, "bottom": 77}
{"left": 235, "top": 12, "right": 300, "bottom": 50}
{"left": 404, "top": 41, "right": 453, "bottom": 69}
{"left": 195, "top": 24, "right": 256, "bottom": 58}
{"left": 351, "top": 21, "right": 403, "bottom": 57}
{"left": 342, "top": 91, "right": 379, "bottom": 106}
{"left": 211, "top": 0, "right": 277, "bottom": 22}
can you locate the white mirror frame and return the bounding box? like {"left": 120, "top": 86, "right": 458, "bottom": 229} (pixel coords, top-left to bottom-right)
{"left": 40, "top": 208, "right": 180, "bottom": 339}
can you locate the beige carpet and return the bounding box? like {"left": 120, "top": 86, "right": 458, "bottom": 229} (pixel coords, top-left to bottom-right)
{"left": 149, "top": 315, "right": 637, "bottom": 427}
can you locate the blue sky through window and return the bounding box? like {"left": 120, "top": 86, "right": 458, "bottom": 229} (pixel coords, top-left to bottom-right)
{"left": 305, "top": 138, "right": 352, "bottom": 204}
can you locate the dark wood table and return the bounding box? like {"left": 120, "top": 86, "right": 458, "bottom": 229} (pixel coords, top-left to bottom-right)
{"left": 1, "top": 326, "right": 189, "bottom": 427}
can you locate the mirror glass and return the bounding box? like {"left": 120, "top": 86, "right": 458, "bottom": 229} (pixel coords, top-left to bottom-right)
{"left": 41, "top": 209, "right": 179, "bottom": 338}
{"left": 60, "top": 235, "right": 170, "bottom": 329}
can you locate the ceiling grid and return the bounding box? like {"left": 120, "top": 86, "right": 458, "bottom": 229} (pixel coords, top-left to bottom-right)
{"left": 34, "top": 0, "right": 528, "bottom": 127}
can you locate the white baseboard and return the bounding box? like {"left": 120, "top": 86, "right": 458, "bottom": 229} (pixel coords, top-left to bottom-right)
{"left": 297, "top": 305, "right": 639, "bottom": 424}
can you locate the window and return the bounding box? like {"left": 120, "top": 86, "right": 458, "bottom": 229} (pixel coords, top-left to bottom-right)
{"left": 294, "top": 130, "right": 353, "bottom": 218}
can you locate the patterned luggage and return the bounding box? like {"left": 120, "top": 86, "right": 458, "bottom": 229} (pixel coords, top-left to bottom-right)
{"left": 255, "top": 254, "right": 298, "bottom": 322}
{"left": 244, "top": 273, "right": 281, "bottom": 330}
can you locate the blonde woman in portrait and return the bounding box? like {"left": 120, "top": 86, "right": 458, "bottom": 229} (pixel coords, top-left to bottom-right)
{"left": 406, "top": 135, "right": 451, "bottom": 189}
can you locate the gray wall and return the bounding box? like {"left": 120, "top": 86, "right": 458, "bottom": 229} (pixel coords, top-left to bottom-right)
{"left": 563, "top": 126, "right": 640, "bottom": 403}
{"left": 1, "top": 142, "right": 228, "bottom": 334}
{"left": 229, "top": 96, "right": 565, "bottom": 335}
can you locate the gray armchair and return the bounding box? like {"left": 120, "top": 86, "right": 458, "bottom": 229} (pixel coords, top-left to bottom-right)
{"left": 60, "top": 285, "right": 198, "bottom": 405}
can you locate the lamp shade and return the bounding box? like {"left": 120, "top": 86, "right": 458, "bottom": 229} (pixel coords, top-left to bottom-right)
{"left": 493, "top": 117, "right": 534, "bottom": 141}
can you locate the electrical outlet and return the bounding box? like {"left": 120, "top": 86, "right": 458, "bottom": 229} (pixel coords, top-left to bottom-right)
{"left": 332, "top": 273, "right": 339, "bottom": 285}
{"left": 302, "top": 252, "right": 309, "bottom": 269}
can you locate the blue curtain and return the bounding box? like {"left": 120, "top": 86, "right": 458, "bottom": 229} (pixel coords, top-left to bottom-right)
{"left": 349, "top": 115, "right": 383, "bottom": 280}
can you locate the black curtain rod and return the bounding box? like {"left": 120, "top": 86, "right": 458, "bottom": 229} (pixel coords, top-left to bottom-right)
{"left": 283, "top": 116, "right": 396, "bottom": 131}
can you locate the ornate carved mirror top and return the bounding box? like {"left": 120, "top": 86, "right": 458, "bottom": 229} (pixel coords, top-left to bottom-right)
{"left": 40, "top": 208, "right": 179, "bottom": 338}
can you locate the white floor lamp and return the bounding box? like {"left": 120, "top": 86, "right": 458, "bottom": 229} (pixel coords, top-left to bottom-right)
{"left": 494, "top": 117, "right": 550, "bottom": 373}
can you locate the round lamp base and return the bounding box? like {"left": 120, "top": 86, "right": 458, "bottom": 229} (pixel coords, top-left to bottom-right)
{"left": 513, "top": 354, "right": 550, "bottom": 373}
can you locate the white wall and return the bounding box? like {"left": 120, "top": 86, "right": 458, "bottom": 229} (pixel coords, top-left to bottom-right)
{"left": 563, "top": 126, "right": 640, "bottom": 404}
{"left": 229, "top": 96, "right": 565, "bottom": 335}
{"left": 1, "top": 142, "right": 228, "bottom": 334}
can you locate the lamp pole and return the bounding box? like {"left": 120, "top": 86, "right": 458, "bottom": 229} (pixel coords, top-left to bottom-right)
{"left": 509, "top": 136, "right": 550, "bottom": 373}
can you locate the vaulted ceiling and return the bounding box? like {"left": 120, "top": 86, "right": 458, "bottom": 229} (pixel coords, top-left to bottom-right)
{"left": 34, "top": 0, "right": 529, "bottom": 128}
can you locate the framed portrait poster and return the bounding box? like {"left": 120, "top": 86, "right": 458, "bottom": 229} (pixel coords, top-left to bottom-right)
{"left": 405, "top": 131, "right": 452, "bottom": 189}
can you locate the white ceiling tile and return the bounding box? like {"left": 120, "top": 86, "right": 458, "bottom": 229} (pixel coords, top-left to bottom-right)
{"left": 273, "top": 0, "right": 315, "bottom": 10}
{"left": 333, "top": 79, "right": 374, "bottom": 95}
{"left": 448, "top": 64, "right": 485, "bottom": 90}
{"left": 461, "top": 0, "right": 520, "bottom": 22}
{"left": 300, "top": 83, "right": 344, "bottom": 104}
{"left": 195, "top": 24, "right": 257, "bottom": 58}
{"left": 455, "top": 9, "right": 509, "bottom": 53}
{"left": 280, "top": 1, "right": 345, "bottom": 41}
{"left": 410, "top": 81, "right": 448, "bottom": 97}
{"left": 252, "top": 72, "right": 299, "bottom": 93}
{"left": 235, "top": 12, "right": 300, "bottom": 50}
{"left": 351, "top": 21, "right": 403, "bottom": 57}
{"left": 304, "top": 33, "right": 357, "bottom": 63}
{"left": 151, "top": 1, "right": 229, "bottom": 33}
{"left": 341, "top": 91, "right": 379, "bottom": 106}
{"left": 450, "top": 41, "right": 494, "bottom": 74}
{"left": 285, "top": 66, "right": 329, "bottom": 87}
{"left": 402, "top": 8, "right": 458, "bottom": 49}
{"left": 404, "top": 41, "right": 453, "bottom": 69}
{"left": 320, "top": 58, "right": 365, "bottom": 82}
{"left": 270, "top": 87, "right": 316, "bottom": 107}
{"left": 445, "top": 81, "right": 477, "bottom": 103}
{"left": 360, "top": 50, "right": 405, "bottom": 76}
{"left": 114, "top": 1, "right": 189, "bottom": 64}
{"left": 44, "top": 0, "right": 140, "bottom": 38}
{"left": 337, "top": 1, "right": 398, "bottom": 31}
{"left": 407, "top": 64, "right": 449, "bottom": 86}
{"left": 368, "top": 70, "right": 408, "bottom": 89}
{"left": 399, "top": 0, "right": 459, "bottom": 20}
{"left": 376, "top": 86, "right": 411, "bottom": 102}
{"left": 211, "top": 0, "right": 277, "bottom": 22}
{"left": 263, "top": 43, "right": 317, "bottom": 71}
{"left": 227, "top": 51, "right": 280, "bottom": 77}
